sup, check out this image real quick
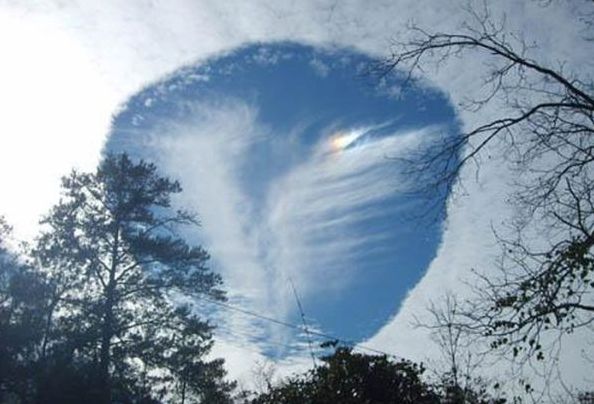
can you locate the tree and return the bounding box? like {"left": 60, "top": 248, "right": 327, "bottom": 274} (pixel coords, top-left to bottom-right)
{"left": 418, "top": 294, "right": 508, "bottom": 404}
{"left": 32, "top": 153, "right": 233, "bottom": 403}
{"left": 381, "top": 3, "right": 594, "bottom": 364}
{"left": 0, "top": 217, "right": 52, "bottom": 403}
{"left": 248, "top": 346, "right": 440, "bottom": 404}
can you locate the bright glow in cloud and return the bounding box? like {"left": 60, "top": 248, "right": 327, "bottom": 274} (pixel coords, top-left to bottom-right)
{"left": 1, "top": 0, "right": 592, "bottom": 393}
{"left": 329, "top": 128, "right": 365, "bottom": 152}
{"left": 107, "top": 43, "right": 450, "bottom": 380}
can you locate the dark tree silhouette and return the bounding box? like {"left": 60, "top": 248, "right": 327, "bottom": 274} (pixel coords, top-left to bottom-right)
{"left": 30, "top": 153, "right": 233, "bottom": 403}
{"left": 418, "top": 294, "right": 509, "bottom": 404}
{"left": 248, "top": 346, "right": 440, "bottom": 404}
{"left": 381, "top": 3, "right": 594, "bottom": 364}
{"left": 0, "top": 218, "right": 52, "bottom": 403}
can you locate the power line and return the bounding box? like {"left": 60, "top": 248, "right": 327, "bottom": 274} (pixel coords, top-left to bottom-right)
{"left": 288, "top": 277, "right": 317, "bottom": 368}
{"left": 195, "top": 293, "right": 404, "bottom": 360}
{"left": 211, "top": 320, "right": 323, "bottom": 359}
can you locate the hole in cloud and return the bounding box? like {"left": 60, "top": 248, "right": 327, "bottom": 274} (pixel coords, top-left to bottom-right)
{"left": 107, "top": 43, "right": 458, "bottom": 364}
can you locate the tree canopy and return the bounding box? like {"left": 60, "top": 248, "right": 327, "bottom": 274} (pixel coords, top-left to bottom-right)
{"left": 248, "top": 346, "right": 440, "bottom": 404}
{"left": 0, "top": 154, "right": 234, "bottom": 403}
{"left": 246, "top": 345, "right": 509, "bottom": 404}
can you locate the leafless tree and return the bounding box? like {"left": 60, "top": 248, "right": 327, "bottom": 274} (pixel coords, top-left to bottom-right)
{"left": 251, "top": 360, "right": 278, "bottom": 395}
{"left": 417, "top": 293, "right": 510, "bottom": 403}
{"left": 383, "top": 2, "right": 594, "bottom": 365}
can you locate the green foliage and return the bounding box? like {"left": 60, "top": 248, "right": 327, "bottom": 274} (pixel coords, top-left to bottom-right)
{"left": 436, "top": 374, "right": 507, "bottom": 404}
{"left": 0, "top": 154, "right": 235, "bottom": 403}
{"left": 249, "top": 347, "right": 440, "bottom": 404}
{"left": 0, "top": 218, "right": 52, "bottom": 402}
{"left": 478, "top": 223, "right": 594, "bottom": 362}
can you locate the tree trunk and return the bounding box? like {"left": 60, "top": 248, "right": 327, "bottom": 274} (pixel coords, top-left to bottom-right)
{"left": 40, "top": 292, "right": 58, "bottom": 360}
{"left": 180, "top": 377, "right": 187, "bottom": 404}
{"left": 99, "top": 228, "right": 119, "bottom": 404}
{"left": 99, "top": 287, "right": 114, "bottom": 403}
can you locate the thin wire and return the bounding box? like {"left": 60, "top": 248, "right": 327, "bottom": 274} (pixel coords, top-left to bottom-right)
{"left": 195, "top": 293, "right": 404, "bottom": 360}
{"left": 288, "top": 277, "right": 317, "bottom": 368}
{"left": 211, "top": 316, "right": 313, "bottom": 354}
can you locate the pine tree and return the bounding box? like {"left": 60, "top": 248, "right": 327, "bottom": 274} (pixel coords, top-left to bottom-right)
{"left": 33, "top": 153, "right": 233, "bottom": 403}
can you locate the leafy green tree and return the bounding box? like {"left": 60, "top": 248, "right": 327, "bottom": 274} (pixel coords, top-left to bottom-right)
{"left": 249, "top": 346, "right": 440, "bottom": 404}
{"left": 33, "top": 153, "right": 233, "bottom": 403}
{"left": 162, "top": 306, "right": 235, "bottom": 403}
{"left": 0, "top": 218, "right": 51, "bottom": 403}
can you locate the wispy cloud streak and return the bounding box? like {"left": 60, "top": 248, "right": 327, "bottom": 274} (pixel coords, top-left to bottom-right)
{"left": 125, "top": 95, "right": 440, "bottom": 383}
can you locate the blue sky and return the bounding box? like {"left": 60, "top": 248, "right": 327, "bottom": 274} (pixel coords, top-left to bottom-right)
{"left": 0, "top": 0, "right": 591, "bottom": 391}
{"left": 108, "top": 43, "right": 458, "bottom": 351}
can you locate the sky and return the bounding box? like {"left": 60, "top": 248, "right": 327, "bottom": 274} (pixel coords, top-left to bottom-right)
{"left": 0, "top": 0, "right": 592, "bottom": 393}
{"left": 107, "top": 42, "right": 457, "bottom": 356}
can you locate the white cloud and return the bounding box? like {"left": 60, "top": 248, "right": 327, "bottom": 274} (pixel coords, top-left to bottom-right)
{"left": 0, "top": 9, "right": 117, "bottom": 238}
{"left": 128, "top": 98, "right": 436, "bottom": 384}
{"left": 0, "top": 0, "right": 592, "bottom": 394}
{"left": 264, "top": 127, "right": 437, "bottom": 296}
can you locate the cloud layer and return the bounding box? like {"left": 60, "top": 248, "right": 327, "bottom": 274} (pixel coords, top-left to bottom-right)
{"left": 1, "top": 0, "right": 592, "bottom": 391}
{"left": 106, "top": 45, "right": 456, "bottom": 383}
